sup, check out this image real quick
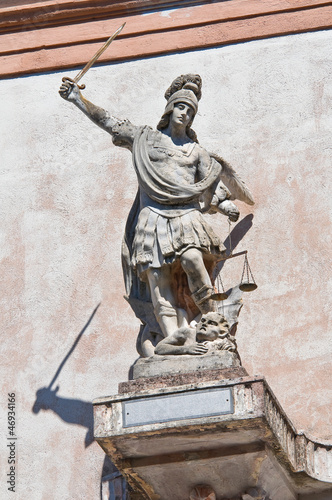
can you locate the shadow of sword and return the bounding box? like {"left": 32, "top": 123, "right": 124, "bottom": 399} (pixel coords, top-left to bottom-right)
{"left": 32, "top": 303, "right": 100, "bottom": 413}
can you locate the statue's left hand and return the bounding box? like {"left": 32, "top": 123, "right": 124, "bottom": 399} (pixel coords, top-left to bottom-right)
{"left": 185, "top": 342, "right": 209, "bottom": 355}
{"left": 217, "top": 199, "right": 240, "bottom": 222}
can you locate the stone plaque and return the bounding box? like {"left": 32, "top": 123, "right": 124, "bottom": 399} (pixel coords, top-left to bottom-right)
{"left": 122, "top": 387, "right": 233, "bottom": 427}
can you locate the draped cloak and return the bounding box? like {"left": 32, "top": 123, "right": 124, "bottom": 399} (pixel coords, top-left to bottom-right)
{"left": 120, "top": 126, "right": 226, "bottom": 323}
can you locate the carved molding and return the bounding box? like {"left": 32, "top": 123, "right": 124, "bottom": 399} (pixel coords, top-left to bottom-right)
{"left": 1, "top": 0, "right": 332, "bottom": 78}
{"left": 1, "top": 1, "right": 205, "bottom": 32}
{"left": 94, "top": 376, "right": 332, "bottom": 493}
{"left": 264, "top": 385, "right": 332, "bottom": 483}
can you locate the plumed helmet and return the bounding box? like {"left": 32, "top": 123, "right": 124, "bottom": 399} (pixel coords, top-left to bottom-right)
{"left": 164, "top": 86, "right": 199, "bottom": 115}
{"left": 157, "top": 74, "right": 202, "bottom": 140}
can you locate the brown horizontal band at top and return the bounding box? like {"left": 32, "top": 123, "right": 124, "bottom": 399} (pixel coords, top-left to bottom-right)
{"left": 0, "top": 0, "right": 331, "bottom": 78}
{"left": 0, "top": 0, "right": 330, "bottom": 33}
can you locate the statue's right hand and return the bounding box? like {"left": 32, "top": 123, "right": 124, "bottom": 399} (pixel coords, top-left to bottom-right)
{"left": 59, "top": 77, "right": 80, "bottom": 102}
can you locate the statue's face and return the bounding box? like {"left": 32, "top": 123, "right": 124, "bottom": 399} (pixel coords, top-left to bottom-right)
{"left": 196, "top": 312, "right": 228, "bottom": 342}
{"left": 171, "top": 102, "right": 194, "bottom": 128}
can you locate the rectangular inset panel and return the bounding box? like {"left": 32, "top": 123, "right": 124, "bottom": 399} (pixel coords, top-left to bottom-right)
{"left": 123, "top": 387, "right": 233, "bottom": 427}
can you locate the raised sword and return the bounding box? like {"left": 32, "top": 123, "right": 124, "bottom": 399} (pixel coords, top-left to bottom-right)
{"left": 62, "top": 22, "right": 126, "bottom": 89}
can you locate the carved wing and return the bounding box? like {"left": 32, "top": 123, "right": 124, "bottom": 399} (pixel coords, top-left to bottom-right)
{"left": 210, "top": 153, "right": 255, "bottom": 206}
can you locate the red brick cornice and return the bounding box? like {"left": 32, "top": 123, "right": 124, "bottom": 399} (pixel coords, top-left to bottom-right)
{"left": 1, "top": 0, "right": 331, "bottom": 78}
{"left": 0, "top": 0, "right": 207, "bottom": 33}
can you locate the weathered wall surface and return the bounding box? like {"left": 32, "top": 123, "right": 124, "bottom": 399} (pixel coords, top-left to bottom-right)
{"left": 0, "top": 29, "right": 331, "bottom": 498}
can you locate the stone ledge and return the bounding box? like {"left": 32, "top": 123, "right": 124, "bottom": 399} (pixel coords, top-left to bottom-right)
{"left": 93, "top": 376, "right": 332, "bottom": 499}
{"left": 131, "top": 350, "right": 242, "bottom": 380}
{"left": 119, "top": 366, "right": 248, "bottom": 394}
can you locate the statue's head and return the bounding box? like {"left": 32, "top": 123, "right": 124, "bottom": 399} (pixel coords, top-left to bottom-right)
{"left": 157, "top": 74, "right": 202, "bottom": 142}
{"left": 196, "top": 312, "right": 229, "bottom": 342}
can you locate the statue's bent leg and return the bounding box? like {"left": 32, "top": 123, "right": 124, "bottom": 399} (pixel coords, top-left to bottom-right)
{"left": 146, "top": 267, "right": 179, "bottom": 338}
{"left": 180, "top": 248, "right": 216, "bottom": 314}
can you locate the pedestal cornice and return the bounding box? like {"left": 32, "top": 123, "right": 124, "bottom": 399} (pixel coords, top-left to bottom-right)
{"left": 93, "top": 375, "right": 332, "bottom": 499}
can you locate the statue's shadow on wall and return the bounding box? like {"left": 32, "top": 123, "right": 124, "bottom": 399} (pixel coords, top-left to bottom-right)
{"left": 32, "top": 385, "right": 94, "bottom": 445}
{"left": 31, "top": 303, "right": 116, "bottom": 496}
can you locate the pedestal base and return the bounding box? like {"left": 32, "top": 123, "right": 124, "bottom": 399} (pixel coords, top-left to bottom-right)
{"left": 132, "top": 350, "right": 241, "bottom": 379}
{"left": 120, "top": 366, "right": 248, "bottom": 394}
{"left": 94, "top": 375, "right": 332, "bottom": 500}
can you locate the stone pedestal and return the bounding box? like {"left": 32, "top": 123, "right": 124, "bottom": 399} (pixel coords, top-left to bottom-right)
{"left": 93, "top": 374, "right": 332, "bottom": 500}
{"left": 132, "top": 351, "right": 242, "bottom": 379}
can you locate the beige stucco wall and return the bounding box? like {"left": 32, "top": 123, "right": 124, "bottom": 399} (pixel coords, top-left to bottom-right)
{"left": 1, "top": 29, "right": 331, "bottom": 499}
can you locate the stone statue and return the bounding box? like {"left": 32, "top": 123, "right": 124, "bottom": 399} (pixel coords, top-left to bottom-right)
{"left": 59, "top": 74, "right": 254, "bottom": 356}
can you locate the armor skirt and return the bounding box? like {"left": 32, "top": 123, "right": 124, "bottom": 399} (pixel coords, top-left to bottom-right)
{"left": 131, "top": 206, "right": 226, "bottom": 278}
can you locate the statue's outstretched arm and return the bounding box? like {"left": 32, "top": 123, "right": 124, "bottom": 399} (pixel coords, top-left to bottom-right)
{"left": 154, "top": 329, "right": 187, "bottom": 355}
{"left": 155, "top": 328, "right": 208, "bottom": 356}
{"left": 59, "top": 80, "right": 119, "bottom": 133}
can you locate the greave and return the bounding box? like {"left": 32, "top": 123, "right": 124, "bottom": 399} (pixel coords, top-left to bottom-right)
{"left": 191, "top": 284, "right": 216, "bottom": 314}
